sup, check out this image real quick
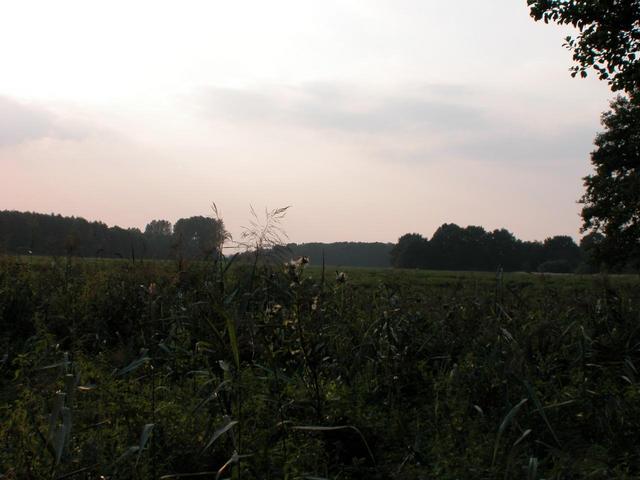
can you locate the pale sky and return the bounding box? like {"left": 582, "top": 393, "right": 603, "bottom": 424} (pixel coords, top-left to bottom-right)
{"left": 0, "top": 0, "right": 614, "bottom": 243}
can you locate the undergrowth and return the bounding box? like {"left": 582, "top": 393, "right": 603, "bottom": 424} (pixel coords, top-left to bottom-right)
{"left": 1, "top": 252, "right": 639, "bottom": 479}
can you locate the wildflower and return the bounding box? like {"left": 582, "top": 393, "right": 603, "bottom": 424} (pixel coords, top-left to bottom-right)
{"left": 286, "top": 256, "right": 309, "bottom": 268}
{"left": 285, "top": 256, "right": 310, "bottom": 285}
{"left": 271, "top": 303, "right": 282, "bottom": 314}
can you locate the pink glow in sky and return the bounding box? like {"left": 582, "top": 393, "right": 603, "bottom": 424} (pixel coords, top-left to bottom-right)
{"left": 0, "top": 0, "right": 613, "bottom": 243}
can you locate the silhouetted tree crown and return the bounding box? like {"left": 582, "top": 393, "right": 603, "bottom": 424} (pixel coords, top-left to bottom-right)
{"left": 0, "top": 211, "right": 612, "bottom": 272}
{"left": 391, "top": 224, "right": 587, "bottom": 273}
{"left": 579, "top": 231, "right": 605, "bottom": 272}
{"left": 529, "top": 1, "right": 640, "bottom": 270}
{"left": 528, "top": 0, "right": 640, "bottom": 95}
{"left": 173, "top": 216, "right": 226, "bottom": 258}
{"left": 144, "top": 219, "right": 172, "bottom": 237}
{"left": 581, "top": 96, "right": 640, "bottom": 268}
{"left": 390, "top": 234, "right": 429, "bottom": 269}
{"left": 0, "top": 211, "right": 226, "bottom": 260}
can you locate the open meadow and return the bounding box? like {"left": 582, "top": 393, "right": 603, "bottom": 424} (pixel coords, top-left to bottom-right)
{"left": 3, "top": 0, "right": 640, "bottom": 478}
{"left": 1, "top": 254, "right": 640, "bottom": 479}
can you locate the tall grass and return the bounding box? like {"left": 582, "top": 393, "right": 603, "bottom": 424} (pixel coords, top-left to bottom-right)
{"left": 1, "top": 235, "right": 640, "bottom": 478}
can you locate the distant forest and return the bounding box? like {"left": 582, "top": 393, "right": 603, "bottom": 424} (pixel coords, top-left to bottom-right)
{"left": 274, "top": 243, "right": 393, "bottom": 268}
{"left": 0, "top": 210, "right": 603, "bottom": 272}
{"left": 0, "top": 210, "right": 225, "bottom": 261}
{"left": 390, "top": 226, "right": 601, "bottom": 273}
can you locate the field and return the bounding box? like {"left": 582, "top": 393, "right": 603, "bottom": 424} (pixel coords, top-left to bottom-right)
{"left": 1, "top": 254, "right": 640, "bottom": 479}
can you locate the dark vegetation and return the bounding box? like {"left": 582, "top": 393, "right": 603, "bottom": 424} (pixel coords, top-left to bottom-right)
{"left": 277, "top": 243, "right": 393, "bottom": 268}
{"left": 528, "top": 0, "right": 640, "bottom": 95}
{"left": 580, "top": 95, "right": 640, "bottom": 270}
{"left": 2, "top": 2, "right": 640, "bottom": 478}
{"left": 1, "top": 253, "right": 640, "bottom": 479}
{"left": 0, "top": 211, "right": 225, "bottom": 261}
{"left": 0, "top": 211, "right": 600, "bottom": 273}
{"left": 390, "top": 226, "right": 596, "bottom": 273}
{"left": 529, "top": 0, "right": 640, "bottom": 270}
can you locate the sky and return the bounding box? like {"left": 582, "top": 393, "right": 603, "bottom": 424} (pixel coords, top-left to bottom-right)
{"left": 0, "top": 0, "right": 615, "bottom": 244}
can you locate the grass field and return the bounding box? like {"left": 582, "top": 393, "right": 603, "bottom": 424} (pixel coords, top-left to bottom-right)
{"left": 1, "top": 254, "right": 639, "bottom": 479}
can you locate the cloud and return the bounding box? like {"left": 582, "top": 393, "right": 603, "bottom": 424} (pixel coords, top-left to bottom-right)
{"left": 194, "top": 82, "right": 599, "bottom": 167}
{"left": 0, "top": 96, "right": 89, "bottom": 147}
{"left": 196, "top": 83, "right": 486, "bottom": 134}
{"left": 371, "top": 125, "right": 597, "bottom": 167}
{"left": 450, "top": 125, "right": 597, "bottom": 164}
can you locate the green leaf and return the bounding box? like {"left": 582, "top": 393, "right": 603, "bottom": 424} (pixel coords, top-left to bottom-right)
{"left": 136, "top": 423, "right": 154, "bottom": 465}
{"left": 523, "top": 380, "right": 561, "bottom": 446}
{"left": 492, "top": 398, "right": 528, "bottom": 466}
{"left": 116, "top": 348, "right": 150, "bottom": 376}
{"left": 527, "top": 456, "right": 539, "bottom": 480}
{"left": 215, "top": 451, "right": 252, "bottom": 480}
{"left": 52, "top": 406, "right": 72, "bottom": 465}
{"left": 513, "top": 428, "right": 532, "bottom": 448}
{"left": 192, "top": 380, "right": 231, "bottom": 413}
{"left": 48, "top": 392, "right": 66, "bottom": 441}
{"left": 225, "top": 316, "right": 240, "bottom": 371}
{"left": 203, "top": 416, "right": 238, "bottom": 452}
{"left": 115, "top": 445, "right": 140, "bottom": 465}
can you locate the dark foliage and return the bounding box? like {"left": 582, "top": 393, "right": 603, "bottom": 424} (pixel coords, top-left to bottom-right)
{"left": 528, "top": 0, "right": 640, "bottom": 94}
{"left": 0, "top": 211, "right": 226, "bottom": 261}
{"left": 581, "top": 96, "right": 640, "bottom": 269}
{"left": 283, "top": 242, "right": 394, "bottom": 268}
{"left": 391, "top": 223, "right": 584, "bottom": 272}
{"left": 1, "top": 257, "right": 640, "bottom": 478}
{"left": 528, "top": 1, "right": 640, "bottom": 271}
{"left": 174, "top": 216, "right": 226, "bottom": 259}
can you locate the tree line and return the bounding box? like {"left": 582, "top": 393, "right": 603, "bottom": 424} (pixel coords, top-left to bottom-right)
{"left": 277, "top": 242, "right": 394, "bottom": 268}
{"left": 0, "top": 210, "right": 225, "bottom": 260}
{"left": 0, "top": 210, "right": 628, "bottom": 272}
{"left": 391, "top": 224, "right": 608, "bottom": 273}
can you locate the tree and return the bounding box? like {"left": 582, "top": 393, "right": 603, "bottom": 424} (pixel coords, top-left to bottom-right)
{"left": 581, "top": 96, "right": 640, "bottom": 268}
{"left": 144, "top": 219, "right": 172, "bottom": 237}
{"left": 529, "top": 1, "right": 640, "bottom": 269}
{"left": 144, "top": 220, "right": 173, "bottom": 258}
{"left": 487, "top": 229, "right": 521, "bottom": 271}
{"left": 173, "top": 216, "right": 227, "bottom": 258}
{"left": 579, "top": 231, "right": 605, "bottom": 272}
{"left": 541, "top": 235, "right": 582, "bottom": 270}
{"left": 528, "top": 0, "right": 640, "bottom": 94}
{"left": 428, "top": 224, "right": 489, "bottom": 271}
{"left": 390, "top": 233, "right": 429, "bottom": 269}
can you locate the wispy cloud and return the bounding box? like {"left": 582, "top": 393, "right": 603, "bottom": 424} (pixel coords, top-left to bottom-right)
{"left": 194, "top": 82, "right": 598, "bottom": 167}
{"left": 0, "top": 96, "right": 89, "bottom": 147}
{"left": 196, "top": 83, "right": 486, "bottom": 134}
{"left": 451, "top": 126, "right": 596, "bottom": 164}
